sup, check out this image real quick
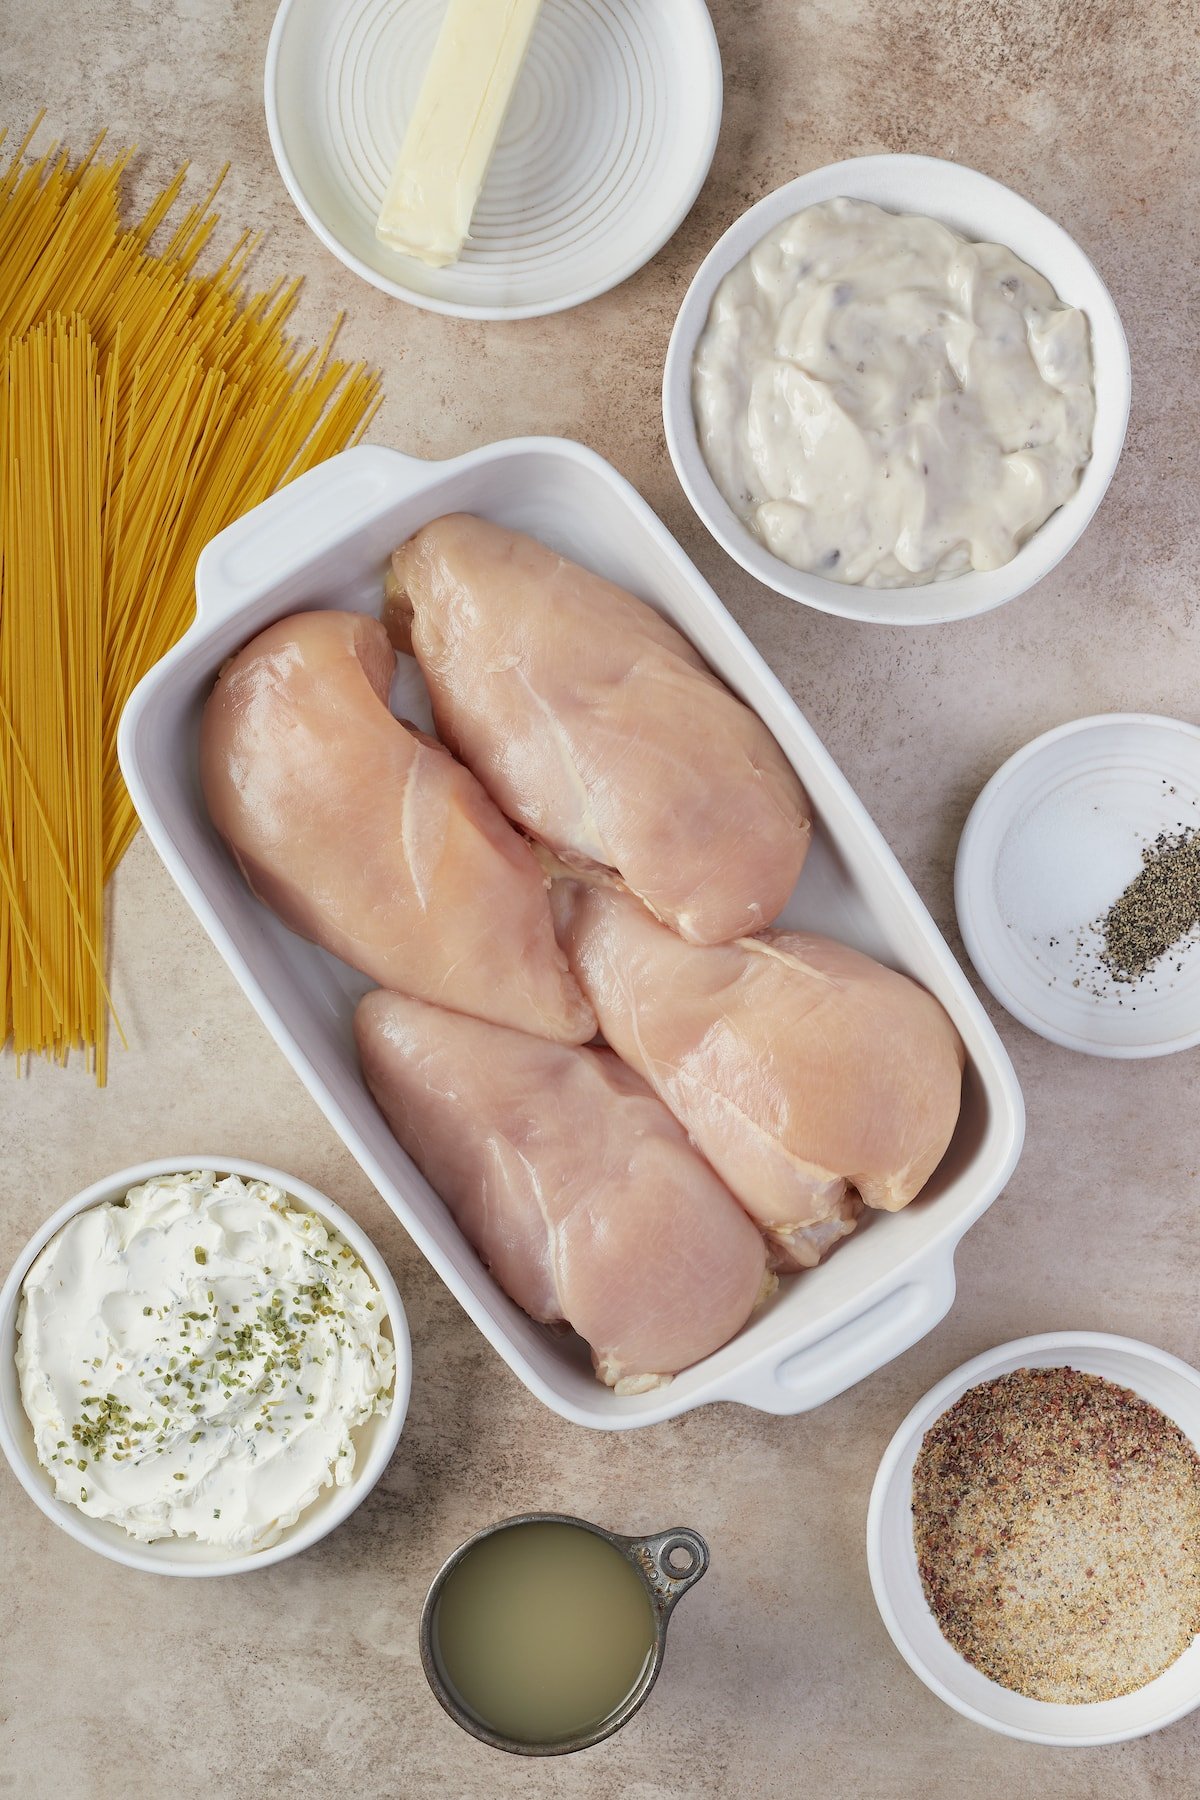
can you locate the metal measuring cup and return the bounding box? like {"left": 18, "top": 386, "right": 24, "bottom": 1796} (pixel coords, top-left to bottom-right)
{"left": 418, "top": 1510, "right": 710, "bottom": 1756}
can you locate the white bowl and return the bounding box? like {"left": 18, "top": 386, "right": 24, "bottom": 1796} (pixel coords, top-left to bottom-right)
{"left": 663, "top": 154, "right": 1131, "bottom": 626}
{"left": 867, "top": 1332, "right": 1200, "bottom": 1745}
{"left": 264, "top": 0, "right": 722, "bottom": 321}
{"left": 0, "top": 1156, "right": 411, "bottom": 1576}
{"left": 956, "top": 714, "right": 1200, "bottom": 1057}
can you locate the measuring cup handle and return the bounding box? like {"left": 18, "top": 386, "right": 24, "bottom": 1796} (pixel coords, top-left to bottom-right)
{"left": 625, "top": 1528, "right": 710, "bottom": 1612}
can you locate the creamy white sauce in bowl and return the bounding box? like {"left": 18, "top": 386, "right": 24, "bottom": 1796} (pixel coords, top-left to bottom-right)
{"left": 0, "top": 1159, "right": 410, "bottom": 1574}
{"left": 663, "top": 155, "right": 1130, "bottom": 625}
{"left": 693, "top": 198, "right": 1095, "bottom": 590}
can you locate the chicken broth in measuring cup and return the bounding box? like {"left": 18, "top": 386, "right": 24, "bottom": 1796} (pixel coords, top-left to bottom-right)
{"left": 431, "top": 1522, "right": 654, "bottom": 1745}
{"left": 421, "top": 1515, "right": 709, "bottom": 1754}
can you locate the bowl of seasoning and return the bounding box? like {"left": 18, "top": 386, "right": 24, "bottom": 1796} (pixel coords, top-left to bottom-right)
{"left": 420, "top": 1512, "right": 709, "bottom": 1754}
{"left": 956, "top": 714, "right": 1200, "bottom": 1057}
{"left": 867, "top": 1332, "right": 1200, "bottom": 1745}
{"left": 0, "top": 1156, "right": 411, "bottom": 1575}
{"left": 662, "top": 155, "right": 1129, "bottom": 625}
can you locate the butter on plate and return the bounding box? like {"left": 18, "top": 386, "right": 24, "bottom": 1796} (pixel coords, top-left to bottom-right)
{"left": 376, "top": 0, "right": 544, "bottom": 268}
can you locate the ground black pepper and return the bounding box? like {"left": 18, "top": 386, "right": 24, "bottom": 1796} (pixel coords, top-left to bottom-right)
{"left": 1099, "top": 826, "right": 1200, "bottom": 983}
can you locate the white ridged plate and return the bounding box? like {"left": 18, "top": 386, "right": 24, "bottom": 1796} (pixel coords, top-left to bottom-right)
{"left": 264, "top": 0, "right": 723, "bottom": 319}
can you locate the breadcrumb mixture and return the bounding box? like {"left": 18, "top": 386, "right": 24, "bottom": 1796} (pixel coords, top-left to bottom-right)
{"left": 912, "top": 1366, "right": 1200, "bottom": 1702}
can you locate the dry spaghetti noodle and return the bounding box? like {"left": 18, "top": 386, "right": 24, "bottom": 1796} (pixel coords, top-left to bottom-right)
{"left": 0, "top": 118, "right": 383, "bottom": 1079}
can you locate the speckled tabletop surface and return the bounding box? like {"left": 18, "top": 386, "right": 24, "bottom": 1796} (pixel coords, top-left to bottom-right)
{"left": 3, "top": 2, "right": 1200, "bottom": 1795}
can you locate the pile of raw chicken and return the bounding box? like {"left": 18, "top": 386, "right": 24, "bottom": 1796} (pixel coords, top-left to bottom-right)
{"left": 201, "top": 518, "right": 964, "bottom": 1393}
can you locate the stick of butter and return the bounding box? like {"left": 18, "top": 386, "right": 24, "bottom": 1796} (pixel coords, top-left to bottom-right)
{"left": 376, "top": 0, "right": 544, "bottom": 268}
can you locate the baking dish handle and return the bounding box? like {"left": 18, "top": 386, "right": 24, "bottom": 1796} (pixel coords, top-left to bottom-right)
{"left": 193, "top": 444, "right": 437, "bottom": 624}
{"left": 712, "top": 1250, "right": 959, "bottom": 1415}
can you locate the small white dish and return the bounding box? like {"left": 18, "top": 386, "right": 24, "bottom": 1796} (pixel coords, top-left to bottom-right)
{"left": 867, "top": 1331, "right": 1200, "bottom": 1745}
{"left": 264, "top": 0, "right": 722, "bottom": 321}
{"left": 0, "top": 1155, "right": 411, "bottom": 1576}
{"left": 662, "top": 154, "right": 1131, "bottom": 625}
{"left": 955, "top": 713, "right": 1200, "bottom": 1057}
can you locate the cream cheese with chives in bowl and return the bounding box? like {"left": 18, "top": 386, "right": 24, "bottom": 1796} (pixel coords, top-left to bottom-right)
{"left": 0, "top": 1158, "right": 410, "bottom": 1575}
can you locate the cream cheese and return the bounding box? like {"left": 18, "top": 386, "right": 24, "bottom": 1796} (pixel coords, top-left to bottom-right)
{"left": 16, "top": 1171, "right": 394, "bottom": 1551}
{"left": 692, "top": 198, "right": 1095, "bottom": 588}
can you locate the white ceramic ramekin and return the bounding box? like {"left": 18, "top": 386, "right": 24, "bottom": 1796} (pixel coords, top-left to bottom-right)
{"left": 0, "top": 1156, "right": 411, "bottom": 1577}
{"left": 867, "top": 1332, "right": 1200, "bottom": 1745}
{"left": 663, "top": 154, "right": 1131, "bottom": 626}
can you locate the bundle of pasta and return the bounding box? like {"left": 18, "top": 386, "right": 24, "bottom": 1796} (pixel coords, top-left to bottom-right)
{"left": 0, "top": 118, "right": 382, "bottom": 1080}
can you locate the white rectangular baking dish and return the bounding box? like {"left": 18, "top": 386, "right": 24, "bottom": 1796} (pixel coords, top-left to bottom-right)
{"left": 118, "top": 438, "right": 1024, "bottom": 1429}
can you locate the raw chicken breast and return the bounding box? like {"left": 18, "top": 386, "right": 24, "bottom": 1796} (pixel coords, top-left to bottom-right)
{"left": 201, "top": 610, "right": 594, "bottom": 1044}
{"left": 386, "top": 514, "right": 812, "bottom": 945}
{"left": 553, "top": 880, "right": 965, "bottom": 1267}
{"left": 354, "top": 989, "right": 770, "bottom": 1392}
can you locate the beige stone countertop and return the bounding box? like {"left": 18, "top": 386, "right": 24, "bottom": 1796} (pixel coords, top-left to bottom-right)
{"left": 3, "top": 1, "right": 1200, "bottom": 1795}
